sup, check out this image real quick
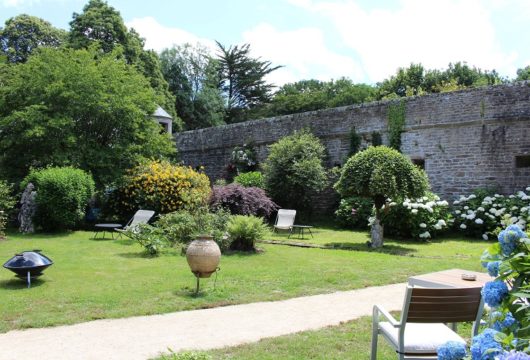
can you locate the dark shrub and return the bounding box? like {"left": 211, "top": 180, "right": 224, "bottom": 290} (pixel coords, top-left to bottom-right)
{"left": 23, "top": 167, "right": 94, "bottom": 231}
{"left": 0, "top": 180, "right": 16, "bottom": 238}
{"left": 210, "top": 184, "right": 278, "bottom": 218}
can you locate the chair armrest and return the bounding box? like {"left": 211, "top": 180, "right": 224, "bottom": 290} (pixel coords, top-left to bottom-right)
{"left": 373, "top": 304, "right": 400, "bottom": 328}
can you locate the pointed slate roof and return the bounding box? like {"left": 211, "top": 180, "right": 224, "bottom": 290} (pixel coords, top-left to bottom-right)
{"left": 153, "top": 106, "right": 172, "bottom": 119}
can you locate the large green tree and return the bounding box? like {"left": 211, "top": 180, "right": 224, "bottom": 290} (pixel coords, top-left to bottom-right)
{"left": 335, "top": 146, "right": 429, "bottom": 248}
{"left": 216, "top": 41, "right": 281, "bottom": 123}
{"left": 263, "top": 130, "right": 328, "bottom": 215}
{"left": 160, "top": 44, "right": 225, "bottom": 130}
{"left": 68, "top": 0, "right": 181, "bottom": 128}
{"left": 0, "top": 47, "right": 175, "bottom": 186}
{"left": 516, "top": 66, "right": 530, "bottom": 81}
{"left": 0, "top": 14, "right": 66, "bottom": 63}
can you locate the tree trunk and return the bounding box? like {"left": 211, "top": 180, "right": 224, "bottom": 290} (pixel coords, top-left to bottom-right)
{"left": 370, "top": 217, "right": 384, "bottom": 248}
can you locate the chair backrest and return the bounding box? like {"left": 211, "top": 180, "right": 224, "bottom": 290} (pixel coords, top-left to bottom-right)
{"left": 125, "top": 210, "right": 155, "bottom": 230}
{"left": 275, "top": 209, "right": 296, "bottom": 227}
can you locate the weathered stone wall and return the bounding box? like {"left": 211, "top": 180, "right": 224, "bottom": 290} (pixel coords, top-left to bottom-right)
{"left": 175, "top": 82, "right": 530, "bottom": 212}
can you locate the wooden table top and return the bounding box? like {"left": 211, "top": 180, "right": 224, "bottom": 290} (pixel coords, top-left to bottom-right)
{"left": 408, "top": 268, "right": 493, "bottom": 288}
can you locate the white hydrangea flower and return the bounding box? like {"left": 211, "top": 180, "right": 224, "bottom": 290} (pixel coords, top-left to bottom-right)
{"left": 509, "top": 195, "right": 516, "bottom": 199}
{"left": 526, "top": 186, "right": 530, "bottom": 191}
{"left": 484, "top": 196, "right": 493, "bottom": 202}
{"left": 437, "top": 220, "right": 446, "bottom": 226}
{"left": 467, "top": 209, "right": 474, "bottom": 215}
{"left": 466, "top": 213, "right": 476, "bottom": 220}
{"left": 389, "top": 202, "right": 397, "bottom": 207}
{"left": 422, "top": 196, "right": 429, "bottom": 201}
{"left": 477, "top": 207, "right": 485, "bottom": 212}
{"left": 426, "top": 207, "right": 434, "bottom": 213}
{"left": 469, "top": 194, "right": 477, "bottom": 199}
{"left": 461, "top": 214, "right": 467, "bottom": 219}
{"left": 482, "top": 234, "right": 488, "bottom": 240}
{"left": 512, "top": 206, "right": 519, "bottom": 211}
{"left": 433, "top": 224, "right": 442, "bottom": 230}
{"left": 455, "top": 210, "right": 461, "bottom": 215}
{"left": 489, "top": 208, "right": 497, "bottom": 214}
{"left": 419, "top": 231, "right": 431, "bottom": 239}
{"left": 419, "top": 223, "right": 427, "bottom": 228}
{"left": 460, "top": 224, "right": 467, "bottom": 229}
{"left": 411, "top": 204, "right": 419, "bottom": 209}
{"left": 453, "top": 200, "right": 460, "bottom": 205}
{"left": 510, "top": 216, "right": 518, "bottom": 223}
{"left": 475, "top": 218, "right": 484, "bottom": 224}
{"left": 464, "top": 206, "right": 469, "bottom": 210}
{"left": 411, "top": 209, "right": 418, "bottom": 215}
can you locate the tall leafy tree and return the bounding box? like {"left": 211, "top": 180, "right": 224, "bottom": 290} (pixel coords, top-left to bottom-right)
{"left": 216, "top": 41, "right": 281, "bottom": 123}
{"left": 160, "top": 44, "right": 225, "bottom": 129}
{"left": 516, "top": 66, "right": 530, "bottom": 81}
{"left": 0, "top": 14, "right": 66, "bottom": 63}
{"left": 68, "top": 0, "right": 181, "bottom": 128}
{"left": 0, "top": 47, "right": 175, "bottom": 186}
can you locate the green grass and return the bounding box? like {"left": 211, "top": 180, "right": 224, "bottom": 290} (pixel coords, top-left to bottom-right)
{"left": 159, "top": 316, "right": 474, "bottom": 360}
{"left": 0, "top": 226, "right": 488, "bottom": 334}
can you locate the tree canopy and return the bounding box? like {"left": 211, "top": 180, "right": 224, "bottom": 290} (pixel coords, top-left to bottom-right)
{"left": 216, "top": 41, "right": 281, "bottom": 123}
{"left": 160, "top": 44, "right": 225, "bottom": 130}
{"left": 0, "top": 14, "right": 66, "bottom": 63}
{"left": 0, "top": 47, "right": 175, "bottom": 186}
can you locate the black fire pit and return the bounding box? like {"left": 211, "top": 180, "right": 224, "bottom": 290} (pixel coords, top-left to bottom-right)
{"left": 3, "top": 250, "right": 53, "bottom": 288}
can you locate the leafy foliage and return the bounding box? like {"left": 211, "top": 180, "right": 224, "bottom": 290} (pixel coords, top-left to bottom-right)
{"left": 209, "top": 183, "right": 278, "bottom": 218}
{"left": 124, "top": 223, "right": 167, "bottom": 256}
{"left": 68, "top": 0, "right": 179, "bottom": 123}
{"left": 478, "top": 224, "right": 530, "bottom": 356}
{"left": 387, "top": 100, "right": 406, "bottom": 151}
{"left": 0, "top": 47, "right": 175, "bottom": 186}
{"left": 377, "top": 62, "right": 505, "bottom": 99}
{"left": 227, "top": 215, "right": 269, "bottom": 251}
{"left": 263, "top": 130, "right": 328, "bottom": 213}
{"left": 0, "top": 180, "right": 16, "bottom": 238}
{"left": 22, "top": 167, "right": 94, "bottom": 232}
{"left": 234, "top": 171, "right": 265, "bottom": 189}
{"left": 452, "top": 186, "right": 530, "bottom": 239}
{"left": 335, "top": 146, "right": 429, "bottom": 218}
{"left": 516, "top": 66, "right": 530, "bottom": 81}
{"left": 348, "top": 126, "right": 362, "bottom": 157}
{"left": 335, "top": 196, "right": 373, "bottom": 229}
{"left": 154, "top": 209, "right": 231, "bottom": 251}
{"left": 260, "top": 78, "right": 375, "bottom": 117}
{"left": 160, "top": 44, "right": 225, "bottom": 130}
{"left": 380, "top": 192, "right": 451, "bottom": 240}
{"left": 112, "top": 160, "right": 210, "bottom": 218}
{"left": 216, "top": 41, "right": 281, "bottom": 123}
{"left": 371, "top": 131, "right": 383, "bottom": 146}
{"left": 0, "top": 14, "right": 66, "bottom": 63}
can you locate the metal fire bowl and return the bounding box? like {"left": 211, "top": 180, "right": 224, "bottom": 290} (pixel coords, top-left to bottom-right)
{"left": 3, "top": 250, "right": 53, "bottom": 278}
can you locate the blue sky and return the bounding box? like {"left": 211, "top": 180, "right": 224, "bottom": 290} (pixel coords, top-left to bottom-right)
{"left": 1, "top": 0, "right": 529, "bottom": 86}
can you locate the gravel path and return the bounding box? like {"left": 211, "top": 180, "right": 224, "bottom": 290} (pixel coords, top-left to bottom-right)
{"left": 0, "top": 283, "right": 406, "bottom": 360}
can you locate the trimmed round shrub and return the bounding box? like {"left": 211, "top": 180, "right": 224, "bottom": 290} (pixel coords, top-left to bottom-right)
{"left": 210, "top": 183, "right": 278, "bottom": 218}
{"left": 227, "top": 215, "right": 269, "bottom": 251}
{"left": 263, "top": 130, "right": 328, "bottom": 213}
{"left": 23, "top": 167, "right": 94, "bottom": 231}
{"left": 335, "top": 195, "right": 373, "bottom": 229}
{"left": 234, "top": 171, "right": 265, "bottom": 189}
{"left": 112, "top": 160, "right": 211, "bottom": 217}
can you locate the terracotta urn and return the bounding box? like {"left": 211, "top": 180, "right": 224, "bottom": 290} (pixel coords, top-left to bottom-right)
{"left": 186, "top": 234, "right": 221, "bottom": 278}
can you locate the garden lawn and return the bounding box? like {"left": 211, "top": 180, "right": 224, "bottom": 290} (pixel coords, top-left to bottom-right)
{"left": 0, "top": 228, "right": 488, "bottom": 333}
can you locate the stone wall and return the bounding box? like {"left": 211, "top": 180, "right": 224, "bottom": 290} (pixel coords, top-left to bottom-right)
{"left": 175, "top": 82, "right": 530, "bottom": 212}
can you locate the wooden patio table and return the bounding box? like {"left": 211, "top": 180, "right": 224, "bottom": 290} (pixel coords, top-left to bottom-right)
{"left": 408, "top": 268, "right": 493, "bottom": 289}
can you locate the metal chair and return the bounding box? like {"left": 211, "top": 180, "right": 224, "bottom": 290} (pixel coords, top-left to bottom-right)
{"left": 114, "top": 209, "right": 155, "bottom": 237}
{"left": 371, "top": 286, "right": 484, "bottom": 360}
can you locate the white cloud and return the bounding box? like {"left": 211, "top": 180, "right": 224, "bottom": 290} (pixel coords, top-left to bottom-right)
{"left": 242, "top": 23, "right": 364, "bottom": 86}
{"left": 126, "top": 17, "right": 216, "bottom": 53}
{"left": 292, "top": 0, "right": 519, "bottom": 82}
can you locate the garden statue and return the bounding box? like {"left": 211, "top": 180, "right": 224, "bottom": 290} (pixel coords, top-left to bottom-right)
{"left": 19, "top": 183, "right": 36, "bottom": 233}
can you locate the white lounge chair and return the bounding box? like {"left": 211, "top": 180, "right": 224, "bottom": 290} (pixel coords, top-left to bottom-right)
{"left": 273, "top": 209, "right": 296, "bottom": 234}
{"left": 115, "top": 210, "right": 155, "bottom": 238}
{"left": 371, "top": 286, "right": 484, "bottom": 360}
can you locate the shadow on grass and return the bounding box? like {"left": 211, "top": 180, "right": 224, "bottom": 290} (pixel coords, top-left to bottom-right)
{"left": 324, "top": 242, "right": 417, "bottom": 256}
{"left": 0, "top": 277, "right": 45, "bottom": 289}
{"left": 116, "top": 251, "right": 156, "bottom": 259}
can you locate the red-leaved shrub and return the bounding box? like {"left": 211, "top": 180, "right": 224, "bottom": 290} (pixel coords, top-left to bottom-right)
{"left": 210, "top": 184, "right": 278, "bottom": 218}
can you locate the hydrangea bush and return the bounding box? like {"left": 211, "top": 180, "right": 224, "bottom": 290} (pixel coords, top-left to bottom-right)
{"left": 452, "top": 186, "right": 530, "bottom": 240}
{"left": 230, "top": 143, "right": 258, "bottom": 174}
{"left": 379, "top": 192, "right": 451, "bottom": 240}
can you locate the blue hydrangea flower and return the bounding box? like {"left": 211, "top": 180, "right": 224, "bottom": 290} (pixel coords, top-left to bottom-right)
{"left": 497, "top": 350, "right": 530, "bottom": 360}
{"left": 470, "top": 328, "right": 503, "bottom": 360}
{"left": 437, "top": 341, "right": 467, "bottom": 360}
{"left": 482, "top": 281, "right": 509, "bottom": 307}
{"left": 492, "top": 311, "right": 518, "bottom": 332}
{"left": 487, "top": 261, "right": 501, "bottom": 277}
{"left": 498, "top": 225, "right": 527, "bottom": 256}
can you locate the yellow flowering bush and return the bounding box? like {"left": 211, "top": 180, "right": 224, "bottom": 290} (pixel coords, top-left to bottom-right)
{"left": 116, "top": 161, "right": 211, "bottom": 215}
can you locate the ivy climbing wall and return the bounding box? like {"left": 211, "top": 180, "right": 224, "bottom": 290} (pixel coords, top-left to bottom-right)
{"left": 175, "top": 82, "right": 530, "bottom": 210}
